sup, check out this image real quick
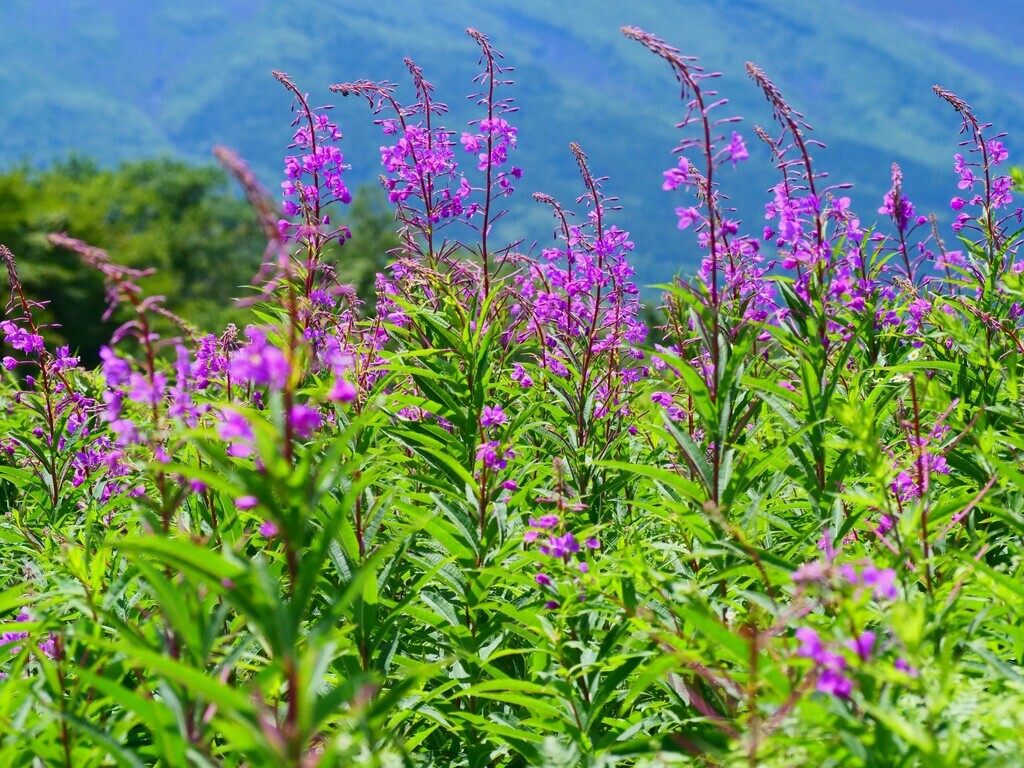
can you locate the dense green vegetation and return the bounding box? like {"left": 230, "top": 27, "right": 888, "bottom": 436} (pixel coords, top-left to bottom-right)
{"left": 1, "top": 20, "right": 1023, "bottom": 768}
{"left": 0, "top": 157, "right": 264, "bottom": 361}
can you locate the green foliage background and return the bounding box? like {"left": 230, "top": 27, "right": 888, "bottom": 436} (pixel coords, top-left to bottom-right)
{"left": 0, "top": 158, "right": 397, "bottom": 364}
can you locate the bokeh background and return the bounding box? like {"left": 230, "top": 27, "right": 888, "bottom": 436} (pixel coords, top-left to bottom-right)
{"left": 2, "top": 0, "right": 1023, "bottom": 356}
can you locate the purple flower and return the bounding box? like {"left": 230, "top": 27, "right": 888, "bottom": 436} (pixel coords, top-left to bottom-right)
{"left": 231, "top": 327, "right": 291, "bottom": 391}
{"left": 795, "top": 627, "right": 824, "bottom": 661}
{"left": 861, "top": 566, "right": 898, "bottom": 601}
{"left": 109, "top": 418, "right": 140, "bottom": 448}
{"left": 817, "top": 667, "right": 853, "bottom": 699}
{"left": 235, "top": 495, "right": 259, "bottom": 511}
{"left": 848, "top": 630, "right": 876, "bottom": 662}
{"left": 219, "top": 410, "right": 255, "bottom": 458}
{"left": 277, "top": 102, "right": 352, "bottom": 241}
{"left": 793, "top": 561, "right": 828, "bottom": 583}
{"left": 53, "top": 346, "right": 79, "bottom": 373}
{"left": 540, "top": 532, "right": 579, "bottom": 559}
{"left": 842, "top": 563, "right": 898, "bottom": 601}
{"left": 727, "top": 131, "right": 749, "bottom": 165}
{"left": 524, "top": 514, "right": 560, "bottom": 544}
{"left": 987, "top": 139, "right": 1009, "bottom": 165}
{"left": 879, "top": 163, "right": 915, "bottom": 234}
{"left": 991, "top": 174, "right": 1014, "bottom": 208}
{"left": 546, "top": 358, "right": 569, "bottom": 378}
{"left": 674, "top": 206, "right": 702, "bottom": 230}
{"left": 126, "top": 372, "right": 166, "bottom": 407}
{"left": 0, "top": 611, "right": 30, "bottom": 647}
{"left": 662, "top": 157, "right": 690, "bottom": 191}
{"left": 168, "top": 346, "right": 198, "bottom": 426}
{"left": 894, "top": 657, "right": 919, "bottom": 676}
{"left": 511, "top": 363, "right": 533, "bottom": 388}
{"left": 480, "top": 404, "right": 506, "bottom": 428}
{"left": 796, "top": 626, "right": 854, "bottom": 698}
{"left": 289, "top": 404, "right": 321, "bottom": 440}
{"left": 194, "top": 334, "right": 227, "bottom": 389}
{"left": 37, "top": 635, "right": 57, "bottom": 660}
{"left": 100, "top": 346, "right": 132, "bottom": 386}
{"left": 0, "top": 320, "right": 44, "bottom": 355}
{"left": 475, "top": 440, "right": 508, "bottom": 470}
{"left": 328, "top": 377, "right": 357, "bottom": 403}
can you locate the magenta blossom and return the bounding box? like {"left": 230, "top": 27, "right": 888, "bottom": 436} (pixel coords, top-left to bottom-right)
{"left": 290, "top": 404, "right": 321, "bottom": 440}
{"left": 480, "top": 404, "right": 506, "bottom": 428}
{"left": 231, "top": 327, "right": 291, "bottom": 391}
{"left": 219, "top": 410, "right": 255, "bottom": 458}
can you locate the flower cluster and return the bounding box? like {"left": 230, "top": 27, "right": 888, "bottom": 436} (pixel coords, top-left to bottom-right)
{"left": 523, "top": 513, "right": 599, "bottom": 609}
{"left": 380, "top": 120, "right": 469, "bottom": 222}
{"left": 887, "top": 409, "right": 953, "bottom": 515}
{"left": 839, "top": 562, "right": 899, "bottom": 601}
{"left": 0, "top": 611, "right": 56, "bottom": 670}
{"left": 0, "top": 319, "right": 44, "bottom": 357}
{"left": 879, "top": 164, "right": 925, "bottom": 240}
{"left": 792, "top": 559, "right": 905, "bottom": 699}
{"left": 230, "top": 326, "right": 291, "bottom": 391}
{"left": 520, "top": 146, "right": 648, "bottom": 425}
{"left": 794, "top": 625, "right": 886, "bottom": 699}
{"left": 934, "top": 86, "right": 1022, "bottom": 265}
{"left": 275, "top": 72, "right": 353, "bottom": 246}
{"left": 460, "top": 117, "right": 521, "bottom": 197}
{"left": 629, "top": 28, "right": 773, "bottom": 322}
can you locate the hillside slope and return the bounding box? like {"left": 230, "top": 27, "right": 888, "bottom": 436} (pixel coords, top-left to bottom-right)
{"left": 2, "top": 0, "right": 1023, "bottom": 285}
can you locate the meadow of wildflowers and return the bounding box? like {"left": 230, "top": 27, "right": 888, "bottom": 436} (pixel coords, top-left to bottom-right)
{"left": 1, "top": 26, "right": 1023, "bottom": 767}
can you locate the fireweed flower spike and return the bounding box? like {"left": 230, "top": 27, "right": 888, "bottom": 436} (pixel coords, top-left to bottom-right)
{"left": 333, "top": 30, "right": 520, "bottom": 306}
{"left": 878, "top": 163, "right": 927, "bottom": 281}
{"left": 332, "top": 66, "right": 461, "bottom": 269}
{"left": 525, "top": 146, "right": 648, "bottom": 442}
{"left": 273, "top": 70, "right": 353, "bottom": 261}
{"left": 465, "top": 27, "right": 521, "bottom": 296}
{"left": 747, "top": 65, "right": 831, "bottom": 288}
{"left": 1, "top": 245, "right": 97, "bottom": 511}
{"left": 523, "top": 514, "right": 599, "bottom": 607}
{"left": 747, "top": 67, "right": 911, "bottom": 356}
{"left": 623, "top": 26, "right": 745, "bottom": 308}
{"left": 47, "top": 234, "right": 200, "bottom": 528}
{"left": 933, "top": 85, "right": 1021, "bottom": 270}
{"left": 625, "top": 27, "right": 775, "bottom": 478}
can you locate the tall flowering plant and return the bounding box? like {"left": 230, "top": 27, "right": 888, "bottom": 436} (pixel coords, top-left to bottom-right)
{"left": 0, "top": 23, "right": 1022, "bottom": 768}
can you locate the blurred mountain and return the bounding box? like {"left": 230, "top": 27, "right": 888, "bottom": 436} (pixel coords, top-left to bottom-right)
{"left": 2, "top": 0, "right": 1023, "bottom": 288}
